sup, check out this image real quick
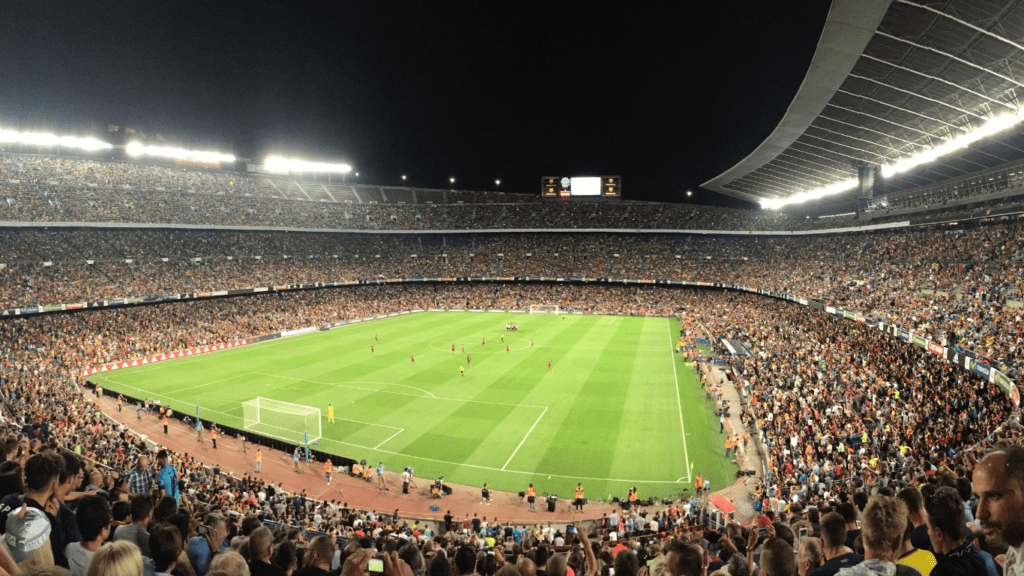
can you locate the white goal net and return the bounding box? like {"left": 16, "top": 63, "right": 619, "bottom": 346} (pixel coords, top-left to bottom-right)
{"left": 242, "top": 397, "right": 321, "bottom": 445}
{"left": 529, "top": 304, "right": 561, "bottom": 314}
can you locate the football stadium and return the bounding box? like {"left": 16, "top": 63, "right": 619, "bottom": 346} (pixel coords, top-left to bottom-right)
{"left": 2, "top": 2, "right": 1024, "bottom": 576}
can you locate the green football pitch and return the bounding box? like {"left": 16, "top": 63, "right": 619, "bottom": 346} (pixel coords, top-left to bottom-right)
{"left": 91, "top": 312, "right": 738, "bottom": 499}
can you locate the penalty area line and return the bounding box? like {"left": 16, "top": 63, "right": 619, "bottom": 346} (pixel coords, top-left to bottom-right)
{"left": 502, "top": 406, "right": 548, "bottom": 470}
{"left": 374, "top": 428, "right": 404, "bottom": 450}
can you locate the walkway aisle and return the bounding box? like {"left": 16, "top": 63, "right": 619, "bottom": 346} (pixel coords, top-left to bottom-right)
{"left": 705, "top": 363, "right": 764, "bottom": 523}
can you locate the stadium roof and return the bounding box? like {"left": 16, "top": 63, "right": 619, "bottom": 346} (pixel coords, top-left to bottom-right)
{"left": 702, "top": 0, "right": 1024, "bottom": 209}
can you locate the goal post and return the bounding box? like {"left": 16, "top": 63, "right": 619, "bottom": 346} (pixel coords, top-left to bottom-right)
{"left": 242, "top": 397, "right": 321, "bottom": 445}
{"left": 529, "top": 304, "right": 561, "bottom": 314}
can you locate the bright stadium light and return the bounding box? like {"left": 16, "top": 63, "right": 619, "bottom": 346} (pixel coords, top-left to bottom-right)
{"left": 760, "top": 178, "right": 858, "bottom": 210}
{"left": 128, "top": 142, "right": 235, "bottom": 163}
{"left": 762, "top": 107, "right": 1024, "bottom": 210}
{"left": 881, "top": 108, "right": 1024, "bottom": 178}
{"left": 264, "top": 156, "right": 352, "bottom": 174}
{"left": 0, "top": 129, "right": 111, "bottom": 152}
{"left": 401, "top": 174, "right": 407, "bottom": 181}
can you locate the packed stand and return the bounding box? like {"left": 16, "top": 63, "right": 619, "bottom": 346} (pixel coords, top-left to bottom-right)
{"left": 0, "top": 282, "right": 1020, "bottom": 575}
{"left": 18, "top": 152, "right": 1024, "bottom": 232}
{"left": 2, "top": 218, "right": 1024, "bottom": 374}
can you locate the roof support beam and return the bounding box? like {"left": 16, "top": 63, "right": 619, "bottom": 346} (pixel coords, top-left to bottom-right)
{"left": 760, "top": 164, "right": 832, "bottom": 188}
{"left": 826, "top": 102, "right": 937, "bottom": 138}
{"left": 816, "top": 114, "right": 918, "bottom": 146}
{"left": 847, "top": 73, "right": 986, "bottom": 119}
{"left": 801, "top": 131, "right": 893, "bottom": 159}
{"left": 773, "top": 155, "right": 847, "bottom": 180}
{"left": 835, "top": 88, "right": 966, "bottom": 130}
{"left": 785, "top": 142, "right": 866, "bottom": 169}
{"left": 736, "top": 168, "right": 806, "bottom": 189}
{"left": 760, "top": 159, "right": 833, "bottom": 183}
{"left": 859, "top": 54, "right": 1016, "bottom": 110}
{"left": 894, "top": 0, "right": 1024, "bottom": 53}
{"left": 777, "top": 150, "right": 855, "bottom": 177}
{"left": 876, "top": 31, "right": 1024, "bottom": 90}
{"left": 745, "top": 166, "right": 814, "bottom": 190}
{"left": 806, "top": 124, "right": 904, "bottom": 155}
{"left": 729, "top": 175, "right": 793, "bottom": 196}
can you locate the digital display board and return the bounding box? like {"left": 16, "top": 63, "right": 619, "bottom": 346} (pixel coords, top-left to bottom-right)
{"left": 569, "top": 177, "right": 601, "bottom": 196}
{"left": 542, "top": 176, "right": 620, "bottom": 199}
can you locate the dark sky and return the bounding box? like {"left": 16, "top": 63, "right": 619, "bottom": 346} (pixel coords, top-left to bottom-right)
{"left": 0, "top": 1, "right": 832, "bottom": 207}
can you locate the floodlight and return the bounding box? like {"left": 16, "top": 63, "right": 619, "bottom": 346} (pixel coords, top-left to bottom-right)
{"left": 264, "top": 156, "right": 351, "bottom": 174}
{"left": 0, "top": 129, "right": 111, "bottom": 152}
{"left": 881, "top": 108, "right": 1024, "bottom": 178}
{"left": 402, "top": 175, "right": 407, "bottom": 180}
{"left": 449, "top": 177, "right": 455, "bottom": 183}
{"left": 763, "top": 107, "right": 1024, "bottom": 210}
{"left": 686, "top": 190, "right": 692, "bottom": 197}
{"left": 128, "top": 142, "right": 235, "bottom": 163}
{"left": 495, "top": 179, "right": 501, "bottom": 186}
{"left": 760, "top": 178, "right": 858, "bottom": 210}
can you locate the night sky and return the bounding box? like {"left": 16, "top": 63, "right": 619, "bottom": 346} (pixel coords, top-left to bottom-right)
{"left": 0, "top": 1, "right": 832, "bottom": 207}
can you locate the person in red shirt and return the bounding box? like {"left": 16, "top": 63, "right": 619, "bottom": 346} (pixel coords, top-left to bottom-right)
{"left": 410, "top": 355, "right": 415, "bottom": 364}
{"left": 613, "top": 539, "right": 627, "bottom": 558}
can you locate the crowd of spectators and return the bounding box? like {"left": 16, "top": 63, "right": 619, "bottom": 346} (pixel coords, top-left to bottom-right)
{"left": 10, "top": 153, "right": 1024, "bottom": 233}
{"left": 693, "top": 292, "right": 1014, "bottom": 492}
{"left": 0, "top": 283, "right": 1019, "bottom": 576}
{"left": 2, "top": 218, "right": 1024, "bottom": 376}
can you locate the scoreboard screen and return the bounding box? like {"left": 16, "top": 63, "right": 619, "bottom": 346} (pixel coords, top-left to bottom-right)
{"left": 542, "top": 176, "right": 620, "bottom": 199}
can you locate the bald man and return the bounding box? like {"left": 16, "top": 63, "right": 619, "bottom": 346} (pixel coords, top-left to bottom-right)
{"left": 974, "top": 446, "right": 1024, "bottom": 576}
